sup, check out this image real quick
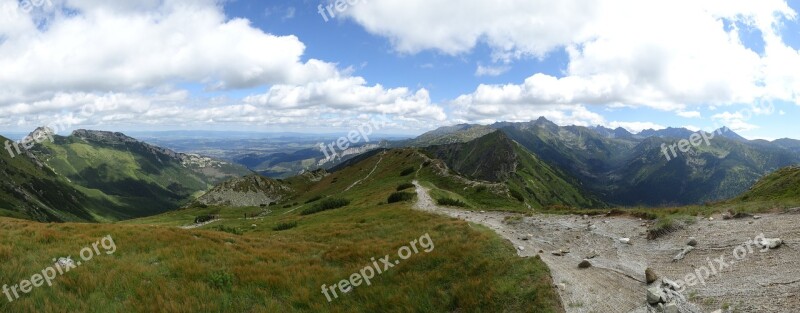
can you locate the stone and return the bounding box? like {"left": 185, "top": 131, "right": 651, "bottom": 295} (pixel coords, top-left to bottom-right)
{"left": 753, "top": 215, "right": 762, "bottom": 220}
{"left": 662, "top": 278, "right": 681, "bottom": 291}
{"left": 647, "top": 287, "right": 665, "bottom": 304}
{"left": 517, "top": 246, "right": 525, "bottom": 251}
{"left": 645, "top": 268, "right": 658, "bottom": 284}
{"left": 687, "top": 237, "right": 698, "bottom": 247}
{"left": 673, "top": 246, "right": 694, "bottom": 262}
{"left": 757, "top": 238, "right": 783, "bottom": 250}
{"left": 578, "top": 259, "right": 592, "bottom": 269}
{"left": 664, "top": 302, "right": 679, "bottom": 313}
{"left": 619, "top": 238, "right": 631, "bottom": 244}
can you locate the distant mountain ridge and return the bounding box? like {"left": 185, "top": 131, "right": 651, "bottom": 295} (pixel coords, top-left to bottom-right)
{"left": 0, "top": 128, "right": 253, "bottom": 221}
{"left": 411, "top": 118, "right": 800, "bottom": 206}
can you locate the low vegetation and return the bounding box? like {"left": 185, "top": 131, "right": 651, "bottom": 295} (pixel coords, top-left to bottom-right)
{"left": 272, "top": 221, "right": 298, "bottom": 231}
{"left": 300, "top": 198, "right": 351, "bottom": 215}
{"left": 437, "top": 197, "right": 468, "bottom": 207}
{"left": 396, "top": 183, "right": 415, "bottom": 191}
{"left": 387, "top": 192, "right": 415, "bottom": 203}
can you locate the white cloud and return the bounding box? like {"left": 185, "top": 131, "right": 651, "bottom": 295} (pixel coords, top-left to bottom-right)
{"left": 343, "top": 0, "right": 800, "bottom": 125}
{"left": 608, "top": 121, "right": 665, "bottom": 133}
{"left": 0, "top": 0, "right": 447, "bottom": 131}
{"left": 677, "top": 111, "right": 702, "bottom": 118}
{"left": 475, "top": 64, "right": 511, "bottom": 77}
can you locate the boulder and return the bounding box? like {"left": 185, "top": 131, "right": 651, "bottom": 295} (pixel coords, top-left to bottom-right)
{"left": 645, "top": 268, "right": 658, "bottom": 284}
{"left": 647, "top": 287, "right": 665, "bottom": 304}
{"left": 578, "top": 259, "right": 592, "bottom": 269}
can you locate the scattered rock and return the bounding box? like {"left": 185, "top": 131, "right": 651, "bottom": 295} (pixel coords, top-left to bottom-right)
{"left": 55, "top": 257, "right": 74, "bottom": 268}
{"left": 753, "top": 215, "right": 762, "bottom": 219}
{"left": 645, "top": 268, "right": 658, "bottom": 284}
{"left": 709, "top": 217, "right": 714, "bottom": 221}
{"left": 722, "top": 212, "right": 733, "bottom": 220}
{"left": 647, "top": 287, "right": 665, "bottom": 304}
{"left": 583, "top": 215, "right": 589, "bottom": 219}
{"left": 585, "top": 250, "right": 599, "bottom": 259}
{"left": 578, "top": 259, "right": 592, "bottom": 269}
{"left": 619, "top": 238, "right": 631, "bottom": 245}
{"left": 587, "top": 224, "right": 597, "bottom": 231}
{"left": 557, "top": 283, "right": 566, "bottom": 291}
{"left": 517, "top": 246, "right": 525, "bottom": 251}
{"left": 687, "top": 237, "right": 698, "bottom": 247}
{"left": 757, "top": 237, "right": 783, "bottom": 250}
{"left": 664, "top": 302, "right": 679, "bottom": 313}
{"left": 251, "top": 224, "right": 257, "bottom": 227}
{"left": 673, "top": 246, "right": 694, "bottom": 262}
{"left": 551, "top": 249, "right": 569, "bottom": 256}
{"left": 662, "top": 278, "right": 681, "bottom": 291}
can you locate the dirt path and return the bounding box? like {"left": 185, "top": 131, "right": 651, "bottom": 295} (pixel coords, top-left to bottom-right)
{"left": 179, "top": 219, "right": 222, "bottom": 229}
{"left": 412, "top": 181, "right": 800, "bottom": 313}
{"left": 345, "top": 152, "right": 384, "bottom": 192}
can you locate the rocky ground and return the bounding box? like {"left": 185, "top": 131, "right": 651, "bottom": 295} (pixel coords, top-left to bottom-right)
{"left": 413, "top": 181, "right": 800, "bottom": 313}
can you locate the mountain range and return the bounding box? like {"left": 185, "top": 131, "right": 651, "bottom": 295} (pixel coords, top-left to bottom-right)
{"left": 2, "top": 117, "right": 800, "bottom": 222}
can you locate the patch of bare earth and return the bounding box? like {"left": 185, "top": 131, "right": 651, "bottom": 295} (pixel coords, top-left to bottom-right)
{"left": 412, "top": 181, "right": 800, "bottom": 313}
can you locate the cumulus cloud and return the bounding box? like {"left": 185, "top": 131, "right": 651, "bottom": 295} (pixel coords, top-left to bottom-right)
{"left": 343, "top": 0, "right": 800, "bottom": 125}
{"left": 0, "top": 0, "right": 447, "bottom": 131}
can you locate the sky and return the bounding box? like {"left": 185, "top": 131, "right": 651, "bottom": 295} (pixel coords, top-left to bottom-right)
{"left": 0, "top": 0, "right": 799, "bottom": 140}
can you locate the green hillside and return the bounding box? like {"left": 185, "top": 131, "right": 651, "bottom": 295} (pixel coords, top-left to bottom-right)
{"left": 0, "top": 147, "right": 565, "bottom": 313}
{"left": 0, "top": 129, "right": 252, "bottom": 222}
{"left": 0, "top": 135, "right": 120, "bottom": 222}
{"left": 737, "top": 166, "right": 800, "bottom": 202}
{"left": 423, "top": 131, "right": 604, "bottom": 209}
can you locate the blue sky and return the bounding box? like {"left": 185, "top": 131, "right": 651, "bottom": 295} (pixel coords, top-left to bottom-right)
{"left": 0, "top": 0, "right": 799, "bottom": 139}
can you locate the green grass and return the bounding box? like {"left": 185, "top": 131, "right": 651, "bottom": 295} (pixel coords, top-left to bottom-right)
{"left": 0, "top": 148, "right": 564, "bottom": 312}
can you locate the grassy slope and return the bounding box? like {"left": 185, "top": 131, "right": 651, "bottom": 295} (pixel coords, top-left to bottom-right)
{"left": 0, "top": 148, "right": 562, "bottom": 313}
{"left": 0, "top": 136, "right": 123, "bottom": 222}
{"left": 27, "top": 134, "right": 249, "bottom": 221}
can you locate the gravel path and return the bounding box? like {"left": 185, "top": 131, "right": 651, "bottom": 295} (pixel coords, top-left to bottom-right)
{"left": 412, "top": 181, "right": 800, "bottom": 313}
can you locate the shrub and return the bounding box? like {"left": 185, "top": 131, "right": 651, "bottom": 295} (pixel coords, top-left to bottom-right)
{"left": 214, "top": 225, "right": 242, "bottom": 235}
{"left": 305, "top": 195, "right": 323, "bottom": 204}
{"left": 301, "top": 198, "right": 351, "bottom": 215}
{"left": 437, "top": 198, "right": 467, "bottom": 207}
{"left": 388, "top": 192, "right": 415, "bottom": 203}
{"left": 194, "top": 215, "right": 216, "bottom": 224}
{"left": 509, "top": 189, "right": 525, "bottom": 202}
{"left": 400, "top": 167, "right": 415, "bottom": 176}
{"left": 207, "top": 270, "right": 234, "bottom": 290}
{"left": 396, "top": 183, "right": 415, "bottom": 191}
{"left": 273, "top": 221, "right": 298, "bottom": 231}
